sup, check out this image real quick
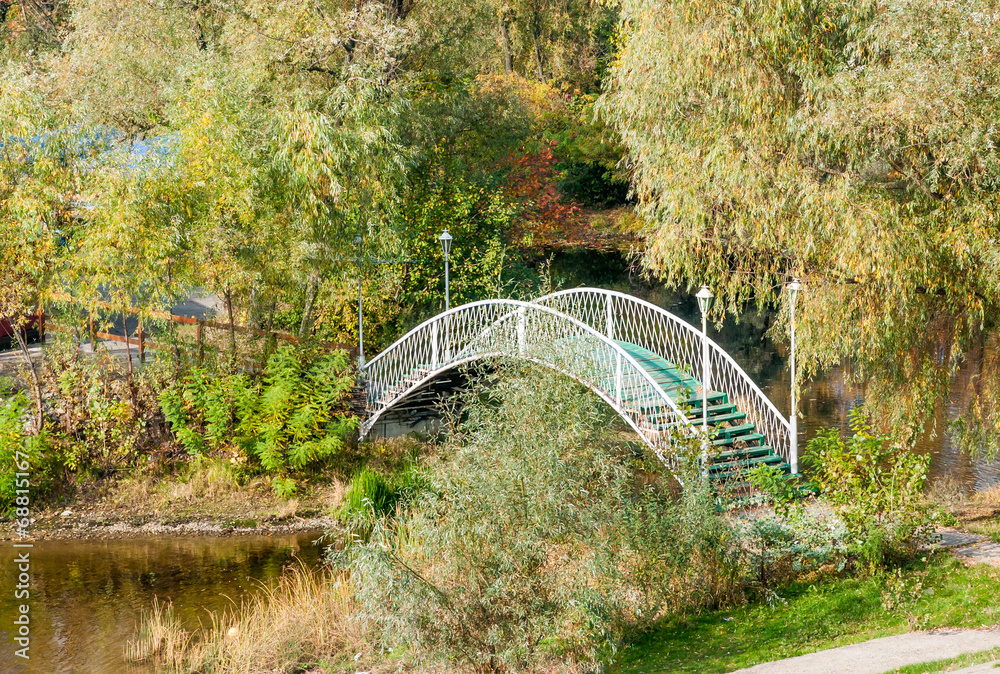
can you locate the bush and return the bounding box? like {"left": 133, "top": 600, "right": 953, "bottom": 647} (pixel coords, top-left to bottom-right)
{"left": 345, "top": 365, "right": 738, "bottom": 673}
{"left": 734, "top": 509, "right": 849, "bottom": 593}
{"left": 0, "top": 392, "right": 51, "bottom": 516}
{"left": 159, "top": 345, "right": 358, "bottom": 474}
{"left": 37, "top": 339, "right": 170, "bottom": 475}
{"left": 804, "top": 411, "right": 934, "bottom": 571}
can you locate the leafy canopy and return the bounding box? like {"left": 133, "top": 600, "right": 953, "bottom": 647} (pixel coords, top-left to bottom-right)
{"left": 602, "top": 0, "right": 1000, "bottom": 439}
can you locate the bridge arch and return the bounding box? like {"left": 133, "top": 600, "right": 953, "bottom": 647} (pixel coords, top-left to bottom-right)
{"left": 360, "top": 299, "right": 698, "bottom": 466}
{"left": 360, "top": 291, "right": 795, "bottom": 474}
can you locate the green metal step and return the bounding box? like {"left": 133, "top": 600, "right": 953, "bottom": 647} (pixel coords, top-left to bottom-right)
{"left": 709, "top": 454, "right": 784, "bottom": 474}
{"left": 713, "top": 432, "right": 765, "bottom": 447}
{"left": 713, "top": 423, "right": 757, "bottom": 439}
{"left": 710, "top": 462, "right": 790, "bottom": 482}
{"left": 690, "top": 411, "right": 747, "bottom": 427}
{"left": 679, "top": 392, "right": 728, "bottom": 407}
{"left": 711, "top": 445, "right": 775, "bottom": 463}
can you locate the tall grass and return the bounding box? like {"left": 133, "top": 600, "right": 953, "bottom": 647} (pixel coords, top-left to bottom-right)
{"left": 126, "top": 562, "right": 365, "bottom": 673}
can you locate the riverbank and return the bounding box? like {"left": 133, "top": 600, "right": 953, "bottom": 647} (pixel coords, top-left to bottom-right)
{"left": 0, "top": 466, "right": 344, "bottom": 541}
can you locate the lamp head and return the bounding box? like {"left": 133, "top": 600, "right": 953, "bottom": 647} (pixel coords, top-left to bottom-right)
{"left": 787, "top": 280, "right": 801, "bottom": 302}
{"left": 695, "top": 285, "right": 714, "bottom": 316}
{"left": 438, "top": 229, "right": 453, "bottom": 256}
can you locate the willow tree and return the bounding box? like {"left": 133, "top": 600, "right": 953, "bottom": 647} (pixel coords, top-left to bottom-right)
{"left": 601, "top": 0, "right": 1000, "bottom": 444}
{"left": 2, "top": 0, "right": 418, "bottom": 348}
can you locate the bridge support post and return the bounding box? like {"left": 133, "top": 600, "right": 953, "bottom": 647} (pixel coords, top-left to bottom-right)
{"left": 517, "top": 307, "right": 526, "bottom": 355}
{"left": 614, "top": 352, "right": 622, "bottom": 406}
{"left": 432, "top": 321, "right": 439, "bottom": 369}
{"left": 696, "top": 286, "right": 715, "bottom": 476}
{"left": 605, "top": 294, "right": 615, "bottom": 341}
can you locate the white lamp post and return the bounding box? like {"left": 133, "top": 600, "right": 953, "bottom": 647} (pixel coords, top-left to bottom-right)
{"left": 695, "top": 285, "right": 714, "bottom": 471}
{"left": 439, "top": 229, "right": 453, "bottom": 311}
{"left": 355, "top": 235, "right": 365, "bottom": 370}
{"left": 787, "top": 280, "right": 801, "bottom": 474}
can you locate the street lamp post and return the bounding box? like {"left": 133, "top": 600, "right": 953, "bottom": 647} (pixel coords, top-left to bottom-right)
{"left": 355, "top": 236, "right": 365, "bottom": 370}
{"left": 695, "top": 285, "right": 714, "bottom": 473}
{"left": 787, "top": 280, "right": 801, "bottom": 474}
{"left": 439, "top": 229, "right": 453, "bottom": 311}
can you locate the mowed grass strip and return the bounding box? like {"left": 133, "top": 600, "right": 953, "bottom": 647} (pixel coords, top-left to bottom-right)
{"left": 886, "top": 646, "right": 1000, "bottom": 673}
{"left": 614, "top": 553, "right": 1000, "bottom": 674}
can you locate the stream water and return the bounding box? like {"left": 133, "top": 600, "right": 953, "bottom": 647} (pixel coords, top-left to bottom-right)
{"left": 0, "top": 532, "right": 325, "bottom": 673}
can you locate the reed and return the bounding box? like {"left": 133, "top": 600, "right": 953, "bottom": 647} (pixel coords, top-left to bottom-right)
{"left": 127, "top": 562, "right": 365, "bottom": 673}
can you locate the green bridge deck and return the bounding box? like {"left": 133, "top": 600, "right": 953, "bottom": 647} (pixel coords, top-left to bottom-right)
{"left": 613, "top": 341, "right": 791, "bottom": 485}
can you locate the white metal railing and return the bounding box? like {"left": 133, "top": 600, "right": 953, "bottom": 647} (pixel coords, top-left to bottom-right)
{"left": 360, "top": 299, "right": 697, "bottom": 466}
{"left": 533, "top": 289, "right": 793, "bottom": 467}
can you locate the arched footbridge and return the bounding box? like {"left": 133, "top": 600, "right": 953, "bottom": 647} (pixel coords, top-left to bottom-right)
{"left": 359, "top": 289, "right": 797, "bottom": 483}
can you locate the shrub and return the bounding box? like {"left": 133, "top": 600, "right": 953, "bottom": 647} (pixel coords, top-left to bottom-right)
{"left": 0, "top": 392, "right": 51, "bottom": 516}
{"left": 37, "top": 339, "right": 170, "bottom": 475}
{"left": 734, "top": 509, "right": 849, "bottom": 592}
{"left": 159, "top": 344, "right": 358, "bottom": 474}
{"left": 345, "top": 365, "right": 737, "bottom": 673}
{"left": 804, "top": 411, "right": 934, "bottom": 571}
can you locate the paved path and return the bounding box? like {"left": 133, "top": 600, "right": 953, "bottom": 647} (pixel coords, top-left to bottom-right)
{"left": 726, "top": 629, "right": 1000, "bottom": 673}
{"left": 929, "top": 528, "right": 1000, "bottom": 568}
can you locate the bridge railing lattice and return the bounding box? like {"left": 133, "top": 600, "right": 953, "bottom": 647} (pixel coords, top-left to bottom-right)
{"left": 361, "top": 299, "right": 697, "bottom": 465}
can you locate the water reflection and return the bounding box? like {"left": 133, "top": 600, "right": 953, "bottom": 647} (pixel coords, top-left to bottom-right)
{"left": 0, "top": 532, "right": 325, "bottom": 674}
{"left": 549, "top": 252, "right": 1000, "bottom": 491}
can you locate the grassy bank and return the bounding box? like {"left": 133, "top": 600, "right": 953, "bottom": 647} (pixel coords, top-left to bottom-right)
{"left": 615, "top": 553, "right": 1000, "bottom": 674}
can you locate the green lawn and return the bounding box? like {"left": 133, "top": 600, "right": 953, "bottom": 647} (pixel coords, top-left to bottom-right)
{"left": 614, "top": 553, "right": 1000, "bottom": 673}
{"left": 888, "top": 647, "right": 1000, "bottom": 673}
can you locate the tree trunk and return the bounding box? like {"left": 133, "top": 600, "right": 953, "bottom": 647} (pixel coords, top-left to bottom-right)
{"left": 121, "top": 309, "right": 139, "bottom": 412}
{"left": 298, "top": 274, "right": 320, "bottom": 340}
{"left": 224, "top": 289, "right": 237, "bottom": 359}
{"left": 10, "top": 320, "right": 43, "bottom": 435}
{"left": 261, "top": 300, "right": 277, "bottom": 371}
{"left": 122, "top": 310, "right": 134, "bottom": 378}
{"left": 500, "top": 17, "right": 514, "bottom": 74}
{"left": 531, "top": 30, "right": 545, "bottom": 81}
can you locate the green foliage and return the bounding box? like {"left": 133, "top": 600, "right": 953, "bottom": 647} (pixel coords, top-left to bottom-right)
{"left": 0, "top": 392, "right": 51, "bottom": 517}
{"left": 602, "top": 0, "right": 1000, "bottom": 443}
{"left": 338, "top": 464, "right": 425, "bottom": 522}
{"left": 746, "top": 463, "right": 810, "bottom": 517}
{"left": 559, "top": 161, "right": 629, "bottom": 208}
{"left": 160, "top": 345, "right": 358, "bottom": 475}
{"left": 735, "top": 510, "right": 849, "bottom": 592}
{"left": 346, "top": 366, "right": 738, "bottom": 672}
{"left": 270, "top": 476, "right": 298, "bottom": 499}
{"left": 36, "top": 340, "right": 168, "bottom": 475}
{"left": 804, "top": 412, "right": 934, "bottom": 571}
